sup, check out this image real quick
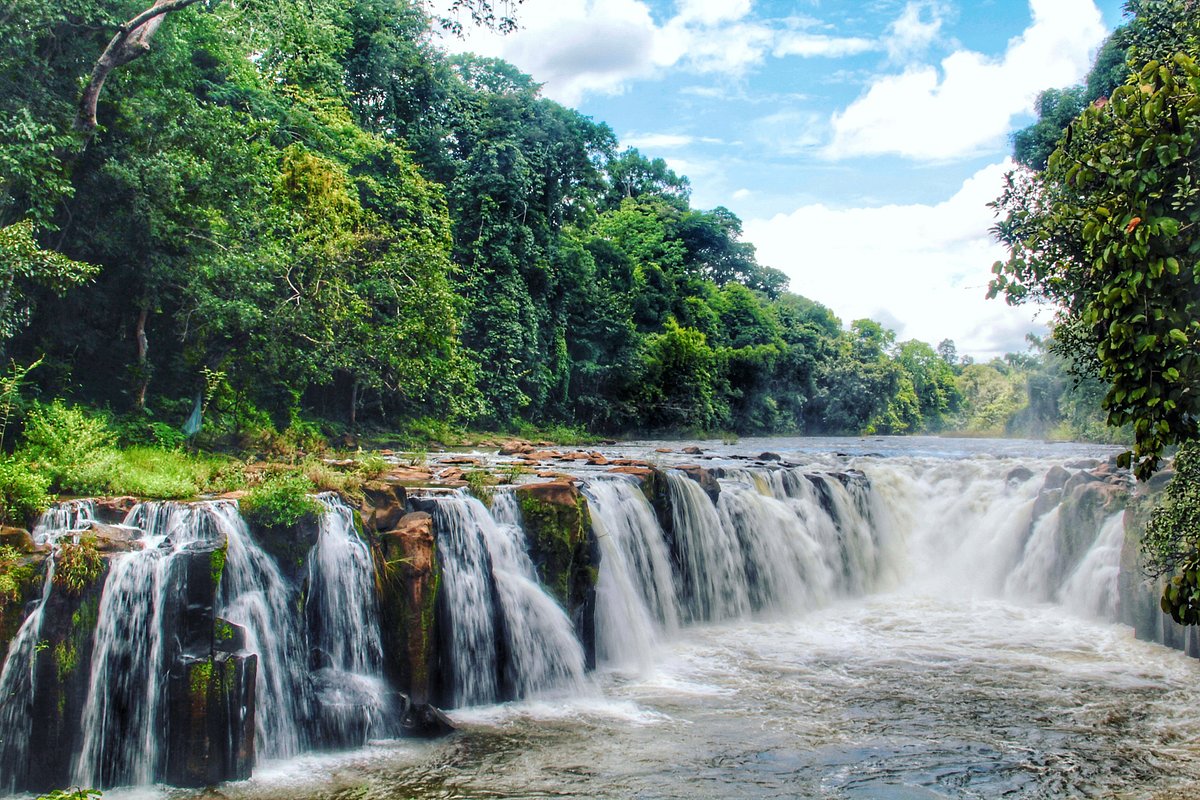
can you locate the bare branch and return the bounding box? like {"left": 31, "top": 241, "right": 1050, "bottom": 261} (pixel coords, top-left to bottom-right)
{"left": 75, "top": 0, "right": 206, "bottom": 134}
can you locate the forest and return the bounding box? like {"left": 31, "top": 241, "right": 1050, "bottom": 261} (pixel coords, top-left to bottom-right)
{"left": 0, "top": 0, "right": 1129, "bottom": 470}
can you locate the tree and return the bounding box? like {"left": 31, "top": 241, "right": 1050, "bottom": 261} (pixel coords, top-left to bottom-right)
{"left": 990, "top": 53, "right": 1200, "bottom": 479}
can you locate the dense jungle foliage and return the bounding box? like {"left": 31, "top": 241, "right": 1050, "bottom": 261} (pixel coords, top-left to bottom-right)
{"left": 0, "top": 0, "right": 1129, "bottom": 470}
{"left": 994, "top": 0, "right": 1199, "bottom": 615}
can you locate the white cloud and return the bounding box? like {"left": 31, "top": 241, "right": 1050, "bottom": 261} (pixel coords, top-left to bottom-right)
{"left": 743, "top": 160, "right": 1049, "bottom": 359}
{"left": 885, "top": 0, "right": 946, "bottom": 61}
{"left": 435, "top": 0, "right": 663, "bottom": 105}
{"left": 826, "top": 0, "right": 1107, "bottom": 160}
{"left": 774, "top": 32, "right": 877, "bottom": 59}
{"left": 436, "top": 0, "right": 878, "bottom": 104}
{"left": 674, "top": 0, "right": 752, "bottom": 26}
{"left": 622, "top": 132, "right": 723, "bottom": 150}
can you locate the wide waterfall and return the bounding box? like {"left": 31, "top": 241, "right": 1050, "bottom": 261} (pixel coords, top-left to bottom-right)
{"left": 3, "top": 438, "right": 1199, "bottom": 798}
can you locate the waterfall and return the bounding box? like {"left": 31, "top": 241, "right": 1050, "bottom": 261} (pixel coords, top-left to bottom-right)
{"left": 425, "top": 492, "right": 587, "bottom": 706}
{"left": 31, "top": 500, "right": 95, "bottom": 544}
{"left": 716, "top": 481, "right": 836, "bottom": 613}
{"left": 0, "top": 558, "right": 54, "bottom": 793}
{"left": 484, "top": 492, "right": 587, "bottom": 698}
{"left": 213, "top": 502, "right": 311, "bottom": 759}
{"left": 425, "top": 495, "right": 500, "bottom": 706}
{"left": 1059, "top": 512, "right": 1126, "bottom": 619}
{"left": 72, "top": 503, "right": 220, "bottom": 787}
{"left": 584, "top": 477, "right": 679, "bottom": 671}
{"left": 306, "top": 495, "right": 393, "bottom": 745}
{"left": 665, "top": 471, "right": 749, "bottom": 623}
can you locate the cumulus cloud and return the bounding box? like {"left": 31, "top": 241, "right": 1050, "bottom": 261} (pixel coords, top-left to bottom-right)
{"left": 826, "top": 0, "right": 1107, "bottom": 160}
{"left": 743, "top": 160, "right": 1050, "bottom": 359}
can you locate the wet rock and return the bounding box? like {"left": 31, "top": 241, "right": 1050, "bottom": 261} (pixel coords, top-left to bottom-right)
{"left": 376, "top": 512, "right": 439, "bottom": 704}
{"left": 360, "top": 481, "right": 408, "bottom": 534}
{"left": 93, "top": 496, "right": 139, "bottom": 523}
{"left": 1006, "top": 466, "right": 1035, "bottom": 484}
{"left": 24, "top": 559, "right": 110, "bottom": 791}
{"left": 401, "top": 701, "right": 456, "bottom": 739}
{"left": 441, "top": 456, "right": 481, "bottom": 466}
{"left": 384, "top": 466, "right": 436, "bottom": 483}
{"left": 654, "top": 447, "right": 672, "bottom": 453}
{"left": 681, "top": 446, "right": 703, "bottom": 455}
{"left": 498, "top": 440, "right": 532, "bottom": 456}
{"left": 82, "top": 521, "right": 143, "bottom": 553}
{"left": 163, "top": 651, "right": 257, "bottom": 787}
{"left": 1063, "top": 469, "right": 1104, "bottom": 495}
{"left": 674, "top": 465, "right": 721, "bottom": 505}
{"left": 1041, "top": 465, "right": 1071, "bottom": 492}
{"left": 758, "top": 451, "right": 782, "bottom": 461}
{"left": 1066, "top": 459, "right": 1101, "bottom": 470}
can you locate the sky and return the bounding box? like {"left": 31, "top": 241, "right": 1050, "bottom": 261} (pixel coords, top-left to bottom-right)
{"left": 437, "top": 0, "right": 1129, "bottom": 359}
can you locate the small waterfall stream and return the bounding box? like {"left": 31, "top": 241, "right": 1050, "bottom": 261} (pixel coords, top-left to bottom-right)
{"left": 0, "top": 558, "right": 54, "bottom": 793}
{"left": 585, "top": 477, "right": 678, "bottom": 671}
{"left": 307, "top": 495, "right": 393, "bottom": 745}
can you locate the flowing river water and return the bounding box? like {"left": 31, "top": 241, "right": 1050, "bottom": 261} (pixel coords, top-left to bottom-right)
{"left": 16, "top": 437, "right": 1200, "bottom": 799}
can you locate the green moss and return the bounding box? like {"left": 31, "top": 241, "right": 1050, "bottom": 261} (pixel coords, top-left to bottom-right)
{"left": 189, "top": 660, "right": 214, "bottom": 696}
{"left": 0, "top": 544, "right": 33, "bottom": 606}
{"left": 210, "top": 545, "right": 227, "bottom": 587}
{"left": 518, "top": 492, "right": 594, "bottom": 609}
{"left": 214, "top": 619, "right": 235, "bottom": 646}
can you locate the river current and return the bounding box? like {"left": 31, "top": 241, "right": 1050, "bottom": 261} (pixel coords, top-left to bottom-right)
{"left": 79, "top": 438, "right": 1200, "bottom": 798}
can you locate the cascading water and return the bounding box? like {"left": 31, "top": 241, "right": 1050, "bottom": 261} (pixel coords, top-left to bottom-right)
{"left": 1060, "top": 512, "right": 1126, "bottom": 619}
{"left": 213, "top": 502, "right": 311, "bottom": 759}
{"left": 484, "top": 492, "right": 587, "bottom": 698}
{"left": 424, "top": 494, "right": 500, "bottom": 706}
{"left": 0, "top": 439, "right": 1180, "bottom": 799}
{"left": 307, "top": 495, "right": 393, "bottom": 745}
{"left": 72, "top": 503, "right": 223, "bottom": 787}
{"left": 425, "top": 491, "right": 587, "bottom": 705}
{"left": 665, "top": 471, "right": 749, "bottom": 622}
{"left": 0, "top": 558, "right": 54, "bottom": 793}
{"left": 584, "top": 477, "right": 679, "bottom": 671}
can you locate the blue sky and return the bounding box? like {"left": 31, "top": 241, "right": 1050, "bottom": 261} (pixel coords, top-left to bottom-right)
{"left": 440, "top": 0, "right": 1128, "bottom": 358}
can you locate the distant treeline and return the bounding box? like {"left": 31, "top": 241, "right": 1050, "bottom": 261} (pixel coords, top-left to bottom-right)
{"left": 0, "top": 0, "right": 1112, "bottom": 443}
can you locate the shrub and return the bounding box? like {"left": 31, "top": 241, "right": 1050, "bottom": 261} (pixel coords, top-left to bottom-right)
{"left": 55, "top": 536, "right": 104, "bottom": 594}
{"left": 240, "top": 472, "right": 322, "bottom": 528}
{"left": 0, "top": 457, "right": 51, "bottom": 526}
{"left": 19, "top": 401, "right": 117, "bottom": 494}
{"left": 0, "top": 544, "right": 34, "bottom": 605}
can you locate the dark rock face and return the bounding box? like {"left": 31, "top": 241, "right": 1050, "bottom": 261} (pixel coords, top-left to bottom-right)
{"left": 248, "top": 516, "right": 321, "bottom": 586}
{"left": 400, "top": 701, "right": 455, "bottom": 739}
{"left": 375, "top": 512, "right": 439, "bottom": 705}
{"left": 163, "top": 647, "right": 257, "bottom": 787}
{"left": 23, "top": 562, "right": 108, "bottom": 791}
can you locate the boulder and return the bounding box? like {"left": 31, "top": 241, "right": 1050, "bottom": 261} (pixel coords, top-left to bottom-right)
{"left": 1041, "top": 465, "right": 1071, "bottom": 492}
{"left": 0, "top": 526, "right": 35, "bottom": 553}
{"left": 674, "top": 465, "right": 721, "bottom": 505}
{"left": 360, "top": 481, "right": 408, "bottom": 534}
{"left": 1006, "top": 466, "right": 1035, "bottom": 484}
{"left": 82, "top": 521, "right": 143, "bottom": 553}
{"left": 401, "top": 701, "right": 456, "bottom": 739}
{"left": 441, "top": 456, "right": 481, "bottom": 466}
{"left": 758, "top": 451, "right": 782, "bottom": 462}
{"left": 681, "top": 446, "right": 703, "bottom": 455}
{"left": 498, "top": 440, "right": 532, "bottom": 456}
{"left": 93, "top": 496, "right": 139, "bottom": 523}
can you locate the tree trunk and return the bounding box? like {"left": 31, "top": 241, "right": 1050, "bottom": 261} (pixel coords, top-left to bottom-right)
{"left": 135, "top": 306, "right": 149, "bottom": 410}
{"left": 350, "top": 380, "right": 359, "bottom": 427}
